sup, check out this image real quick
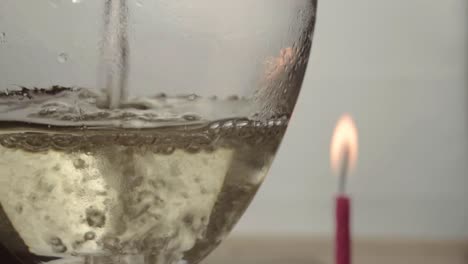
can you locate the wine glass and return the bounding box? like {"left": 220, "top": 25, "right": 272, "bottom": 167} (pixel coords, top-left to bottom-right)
{"left": 0, "top": 1, "right": 317, "bottom": 263}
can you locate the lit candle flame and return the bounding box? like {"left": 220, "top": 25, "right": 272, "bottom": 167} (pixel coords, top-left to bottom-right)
{"left": 331, "top": 114, "right": 359, "bottom": 176}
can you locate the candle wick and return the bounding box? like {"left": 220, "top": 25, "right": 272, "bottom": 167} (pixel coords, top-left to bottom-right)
{"left": 339, "top": 145, "right": 350, "bottom": 194}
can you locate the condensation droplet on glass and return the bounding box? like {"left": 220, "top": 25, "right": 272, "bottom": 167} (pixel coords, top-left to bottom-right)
{"left": 57, "top": 52, "right": 69, "bottom": 63}
{"left": 0, "top": 32, "right": 6, "bottom": 44}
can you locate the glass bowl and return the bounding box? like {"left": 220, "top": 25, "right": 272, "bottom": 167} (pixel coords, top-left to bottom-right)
{"left": 0, "top": 1, "right": 317, "bottom": 263}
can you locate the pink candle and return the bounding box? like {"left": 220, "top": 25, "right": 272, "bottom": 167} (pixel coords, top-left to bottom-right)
{"left": 335, "top": 195, "right": 351, "bottom": 264}
{"left": 330, "top": 114, "right": 358, "bottom": 264}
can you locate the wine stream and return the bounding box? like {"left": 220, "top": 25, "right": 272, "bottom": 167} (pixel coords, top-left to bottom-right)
{"left": 101, "top": 0, "right": 129, "bottom": 109}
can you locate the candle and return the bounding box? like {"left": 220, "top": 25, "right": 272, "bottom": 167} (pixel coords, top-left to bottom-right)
{"left": 335, "top": 195, "right": 351, "bottom": 264}
{"left": 330, "top": 114, "right": 358, "bottom": 264}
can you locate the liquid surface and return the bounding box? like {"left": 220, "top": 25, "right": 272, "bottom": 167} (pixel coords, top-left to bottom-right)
{"left": 0, "top": 87, "right": 253, "bottom": 129}
{"left": 0, "top": 90, "right": 287, "bottom": 263}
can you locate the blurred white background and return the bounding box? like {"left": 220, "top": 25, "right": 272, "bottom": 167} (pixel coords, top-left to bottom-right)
{"left": 234, "top": 0, "right": 468, "bottom": 239}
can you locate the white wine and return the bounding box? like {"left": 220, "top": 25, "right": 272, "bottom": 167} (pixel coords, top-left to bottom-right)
{"left": 0, "top": 88, "right": 288, "bottom": 264}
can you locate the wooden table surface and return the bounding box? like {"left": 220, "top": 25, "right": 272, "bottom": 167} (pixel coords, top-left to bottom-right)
{"left": 202, "top": 237, "right": 468, "bottom": 264}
